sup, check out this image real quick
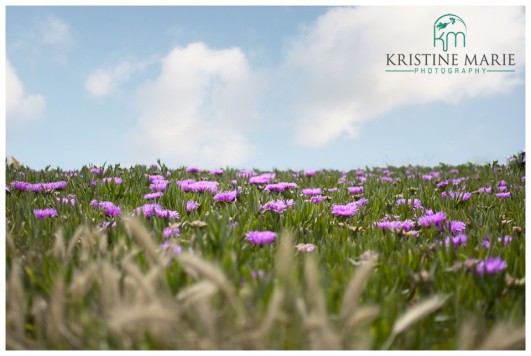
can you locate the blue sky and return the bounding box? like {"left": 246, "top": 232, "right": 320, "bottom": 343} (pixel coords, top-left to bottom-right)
{"left": 6, "top": 6, "right": 525, "bottom": 171}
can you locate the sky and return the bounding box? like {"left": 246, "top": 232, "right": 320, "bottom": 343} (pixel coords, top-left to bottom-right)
{"left": 5, "top": 5, "right": 526, "bottom": 171}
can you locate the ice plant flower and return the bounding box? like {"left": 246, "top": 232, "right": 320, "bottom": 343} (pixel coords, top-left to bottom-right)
{"left": 56, "top": 195, "right": 76, "bottom": 206}
{"left": 186, "top": 200, "right": 199, "bottom": 212}
{"left": 264, "top": 182, "right": 298, "bottom": 192}
{"left": 246, "top": 231, "right": 277, "bottom": 245}
{"left": 449, "top": 220, "right": 466, "bottom": 235}
{"left": 91, "top": 200, "right": 121, "bottom": 217}
{"left": 179, "top": 180, "right": 219, "bottom": 193}
{"left": 331, "top": 204, "right": 358, "bottom": 217}
{"left": 160, "top": 241, "right": 183, "bottom": 255}
{"left": 476, "top": 257, "right": 507, "bottom": 275}
{"left": 437, "top": 180, "right": 449, "bottom": 188}
{"left": 144, "top": 192, "right": 163, "bottom": 200}
{"left": 496, "top": 192, "right": 511, "bottom": 199}
{"left": 102, "top": 177, "right": 122, "bottom": 185}
{"left": 444, "top": 234, "right": 467, "bottom": 247}
{"left": 90, "top": 166, "right": 103, "bottom": 175}
{"left": 396, "top": 198, "right": 423, "bottom": 210}
{"left": 478, "top": 187, "right": 492, "bottom": 193}
{"left": 163, "top": 226, "right": 181, "bottom": 238}
{"left": 98, "top": 221, "right": 117, "bottom": 229}
{"left": 210, "top": 169, "right": 224, "bottom": 175}
{"left": 149, "top": 180, "right": 169, "bottom": 191}
{"left": 249, "top": 173, "right": 275, "bottom": 185}
{"left": 186, "top": 166, "right": 200, "bottom": 173}
{"left": 34, "top": 208, "right": 57, "bottom": 219}
{"left": 260, "top": 199, "right": 294, "bottom": 213}
{"left": 214, "top": 190, "right": 238, "bottom": 203}
{"left": 310, "top": 195, "right": 326, "bottom": 204}
{"left": 302, "top": 188, "right": 322, "bottom": 196}
{"left": 348, "top": 186, "right": 364, "bottom": 195}
{"left": 418, "top": 210, "right": 446, "bottom": 228}
{"left": 375, "top": 217, "right": 415, "bottom": 231}
{"left": 303, "top": 170, "right": 317, "bottom": 177}
{"left": 441, "top": 191, "right": 472, "bottom": 201}
{"left": 327, "top": 188, "right": 338, "bottom": 193}
{"left": 134, "top": 203, "right": 178, "bottom": 219}
{"left": 295, "top": 243, "right": 317, "bottom": 253}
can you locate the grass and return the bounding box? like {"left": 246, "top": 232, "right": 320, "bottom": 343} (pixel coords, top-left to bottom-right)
{"left": 5, "top": 154, "right": 525, "bottom": 350}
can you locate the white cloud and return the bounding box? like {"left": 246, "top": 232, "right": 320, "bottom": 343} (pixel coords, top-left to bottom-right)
{"left": 127, "top": 42, "right": 262, "bottom": 168}
{"left": 284, "top": 7, "right": 525, "bottom": 147}
{"left": 6, "top": 60, "right": 45, "bottom": 123}
{"left": 42, "top": 16, "right": 72, "bottom": 45}
{"left": 85, "top": 62, "right": 140, "bottom": 98}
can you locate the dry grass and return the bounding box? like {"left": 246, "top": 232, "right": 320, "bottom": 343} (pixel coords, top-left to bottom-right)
{"left": 5, "top": 221, "right": 525, "bottom": 350}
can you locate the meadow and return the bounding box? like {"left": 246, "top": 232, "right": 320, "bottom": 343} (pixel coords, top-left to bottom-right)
{"left": 5, "top": 153, "right": 526, "bottom": 350}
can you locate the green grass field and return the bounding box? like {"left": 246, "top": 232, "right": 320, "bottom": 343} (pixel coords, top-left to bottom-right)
{"left": 5, "top": 154, "right": 525, "bottom": 350}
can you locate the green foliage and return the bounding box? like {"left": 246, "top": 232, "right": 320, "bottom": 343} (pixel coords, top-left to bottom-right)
{"left": 5, "top": 160, "right": 525, "bottom": 350}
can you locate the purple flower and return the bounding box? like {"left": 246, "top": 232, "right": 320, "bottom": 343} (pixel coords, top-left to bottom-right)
{"left": 348, "top": 186, "right": 364, "bottom": 195}
{"left": 90, "top": 166, "right": 103, "bottom": 175}
{"left": 437, "top": 180, "right": 449, "bottom": 188}
{"left": 380, "top": 176, "right": 394, "bottom": 183}
{"left": 10, "top": 181, "right": 32, "bottom": 191}
{"left": 246, "top": 231, "right": 277, "bottom": 245}
{"left": 186, "top": 166, "right": 200, "bottom": 173}
{"left": 498, "top": 185, "right": 508, "bottom": 192}
{"left": 98, "top": 221, "right": 117, "bottom": 229}
{"left": 304, "top": 170, "right": 317, "bottom": 177}
{"left": 499, "top": 235, "right": 512, "bottom": 245}
{"left": 375, "top": 218, "right": 415, "bottom": 231}
{"left": 442, "top": 191, "right": 471, "bottom": 202}
{"left": 482, "top": 238, "right": 491, "bottom": 249}
{"left": 260, "top": 199, "right": 293, "bottom": 213}
{"left": 102, "top": 177, "right": 122, "bottom": 185}
{"left": 56, "top": 195, "right": 76, "bottom": 206}
{"left": 149, "top": 180, "right": 169, "bottom": 191}
{"left": 214, "top": 190, "right": 238, "bottom": 203}
{"left": 91, "top": 201, "right": 121, "bottom": 217}
{"left": 210, "top": 169, "right": 224, "bottom": 175}
{"left": 496, "top": 192, "right": 511, "bottom": 199}
{"left": 331, "top": 204, "right": 358, "bottom": 217}
{"left": 310, "top": 195, "right": 326, "bottom": 204}
{"left": 353, "top": 198, "right": 369, "bottom": 207}
{"left": 90, "top": 179, "right": 97, "bottom": 188}
{"left": 418, "top": 210, "right": 446, "bottom": 228}
{"left": 449, "top": 220, "right": 466, "bottom": 235}
{"left": 478, "top": 187, "right": 492, "bottom": 193}
{"left": 302, "top": 188, "right": 322, "bottom": 196}
{"left": 476, "top": 257, "right": 507, "bottom": 275}
{"left": 264, "top": 182, "right": 298, "bottom": 192}
{"left": 34, "top": 208, "right": 57, "bottom": 219}
{"left": 161, "top": 241, "right": 183, "bottom": 255}
{"left": 422, "top": 175, "right": 433, "bottom": 181}
{"left": 149, "top": 174, "right": 165, "bottom": 182}
{"left": 498, "top": 180, "right": 507, "bottom": 187}
{"left": 249, "top": 173, "right": 275, "bottom": 185}
{"left": 163, "top": 226, "right": 181, "bottom": 238}
{"left": 144, "top": 192, "right": 163, "bottom": 200}
{"left": 179, "top": 180, "right": 219, "bottom": 193}
{"left": 396, "top": 198, "right": 423, "bottom": 209}
{"left": 186, "top": 200, "right": 199, "bottom": 212}
{"left": 238, "top": 170, "right": 254, "bottom": 178}
{"left": 135, "top": 204, "right": 179, "bottom": 219}
{"left": 327, "top": 188, "right": 338, "bottom": 193}
{"left": 295, "top": 243, "right": 317, "bottom": 253}
{"left": 444, "top": 234, "right": 467, "bottom": 247}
